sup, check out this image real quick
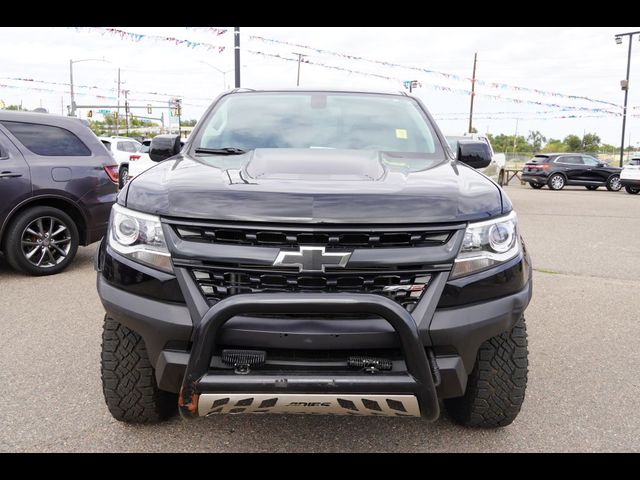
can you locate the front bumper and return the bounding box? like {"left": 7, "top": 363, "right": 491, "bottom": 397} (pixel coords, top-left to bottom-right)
{"left": 97, "top": 237, "right": 532, "bottom": 419}
{"left": 620, "top": 177, "right": 640, "bottom": 187}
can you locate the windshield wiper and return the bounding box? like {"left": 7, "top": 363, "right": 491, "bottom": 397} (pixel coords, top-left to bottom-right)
{"left": 194, "top": 147, "right": 247, "bottom": 155}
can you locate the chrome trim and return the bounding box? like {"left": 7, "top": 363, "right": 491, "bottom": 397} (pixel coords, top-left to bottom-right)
{"left": 198, "top": 393, "right": 421, "bottom": 417}
{"left": 273, "top": 246, "right": 351, "bottom": 273}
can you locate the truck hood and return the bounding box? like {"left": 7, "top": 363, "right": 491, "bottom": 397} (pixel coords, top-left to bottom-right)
{"left": 123, "top": 148, "right": 505, "bottom": 224}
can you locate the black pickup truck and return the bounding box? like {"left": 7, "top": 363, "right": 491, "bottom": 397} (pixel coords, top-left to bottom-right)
{"left": 96, "top": 89, "right": 531, "bottom": 428}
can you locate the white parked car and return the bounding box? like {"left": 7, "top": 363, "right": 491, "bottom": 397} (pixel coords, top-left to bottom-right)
{"left": 128, "top": 139, "right": 184, "bottom": 183}
{"left": 446, "top": 133, "right": 507, "bottom": 185}
{"left": 620, "top": 158, "right": 640, "bottom": 194}
{"left": 98, "top": 136, "right": 142, "bottom": 188}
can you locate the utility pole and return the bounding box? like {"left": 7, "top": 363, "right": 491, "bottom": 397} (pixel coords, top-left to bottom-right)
{"left": 234, "top": 27, "right": 241, "bottom": 88}
{"left": 468, "top": 52, "right": 477, "bottom": 134}
{"left": 69, "top": 59, "right": 75, "bottom": 116}
{"left": 60, "top": 97, "right": 64, "bottom": 115}
{"left": 512, "top": 118, "right": 519, "bottom": 155}
{"left": 116, "top": 68, "right": 121, "bottom": 136}
{"left": 176, "top": 99, "right": 182, "bottom": 138}
{"left": 294, "top": 52, "right": 306, "bottom": 86}
{"left": 123, "top": 90, "right": 130, "bottom": 136}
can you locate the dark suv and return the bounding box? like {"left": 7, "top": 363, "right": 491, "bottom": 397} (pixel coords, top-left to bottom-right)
{"left": 0, "top": 111, "right": 118, "bottom": 275}
{"left": 521, "top": 153, "right": 622, "bottom": 191}
{"left": 96, "top": 89, "right": 532, "bottom": 428}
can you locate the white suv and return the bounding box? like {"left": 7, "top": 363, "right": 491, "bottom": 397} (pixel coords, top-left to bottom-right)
{"left": 128, "top": 139, "right": 185, "bottom": 183}
{"left": 445, "top": 133, "right": 506, "bottom": 184}
{"left": 620, "top": 158, "right": 640, "bottom": 194}
{"left": 98, "top": 136, "right": 142, "bottom": 188}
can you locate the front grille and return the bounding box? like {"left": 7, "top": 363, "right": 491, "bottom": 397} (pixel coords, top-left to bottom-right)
{"left": 191, "top": 265, "right": 431, "bottom": 311}
{"left": 172, "top": 223, "right": 452, "bottom": 249}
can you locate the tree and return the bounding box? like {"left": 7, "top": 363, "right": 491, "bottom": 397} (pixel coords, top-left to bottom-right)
{"left": 527, "top": 130, "right": 547, "bottom": 152}
{"left": 4, "top": 104, "right": 22, "bottom": 111}
{"left": 563, "top": 134, "right": 582, "bottom": 151}
{"left": 488, "top": 133, "right": 533, "bottom": 153}
{"left": 581, "top": 133, "right": 600, "bottom": 153}
{"left": 542, "top": 138, "right": 567, "bottom": 153}
{"left": 182, "top": 119, "right": 198, "bottom": 127}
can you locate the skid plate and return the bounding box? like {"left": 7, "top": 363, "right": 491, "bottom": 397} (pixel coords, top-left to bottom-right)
{"left": 198, "top": 393, "right": 420, "bottom": 417}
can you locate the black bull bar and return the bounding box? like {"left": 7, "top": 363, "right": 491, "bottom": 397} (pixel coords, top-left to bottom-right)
{"left": 178, "top": 293, "right": 440, "bottom": 420}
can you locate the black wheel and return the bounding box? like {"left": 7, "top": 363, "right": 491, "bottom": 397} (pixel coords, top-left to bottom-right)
{"left": 118, "top": 165, "right": 129, "bottom": 189}
{"left": 101, "top": 316, "right": 177, "bottom": 423}
{"left": 4, "top": 206, "right": 79, "bottom": 276}
{"left": 547, "top": 173, "right": 565, "bottom": 190}
{"left": 606, "top": 175, "right": 622, "bottom": 192}
{"left": 445, "top": 315, "right": 528, "bottom": 428}
{"left": 585, "top": 185, "right": 599, "bottom": 191}
{"left": 625, "top": 185, "right": 640, "bottom": 194}
{"left": 529, "top": 182, "right": 544, "bottom": 189}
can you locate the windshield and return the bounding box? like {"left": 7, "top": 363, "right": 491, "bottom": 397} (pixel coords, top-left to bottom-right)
{"left": 193, "top": 92, "right": 444, "bottom": 157}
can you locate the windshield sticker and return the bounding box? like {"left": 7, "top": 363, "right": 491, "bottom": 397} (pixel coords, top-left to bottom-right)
{"left": 395, "top": 129, "right": 408, "bottom": 139}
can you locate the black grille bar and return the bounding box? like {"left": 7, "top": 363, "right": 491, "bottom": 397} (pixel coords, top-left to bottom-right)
{"left": 190, "top": 265, "right": 432, "bottom": 311}
{"left": 167, "top": 220, "right": 459, "bottom": 249}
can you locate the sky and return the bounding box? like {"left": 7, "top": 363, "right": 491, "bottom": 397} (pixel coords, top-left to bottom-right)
{"left": 1, "top": 26, "right": 639, "bottom": 147}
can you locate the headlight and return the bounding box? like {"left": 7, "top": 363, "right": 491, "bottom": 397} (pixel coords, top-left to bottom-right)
{"left": 108, "top": 204, "right": 173, "bottom": 273}
{"left": 450, "top": 211, "right": 520, "bottom": 279}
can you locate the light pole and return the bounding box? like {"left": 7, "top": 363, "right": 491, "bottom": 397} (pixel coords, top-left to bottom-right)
{"left": 69, "top": 58, "right": 110, "bottom": 117}
{"left": 615, "top": 31, "right": 640, "bottom": 167}
{"left": 197, "top": 61, "right": 234, "bottom": 89}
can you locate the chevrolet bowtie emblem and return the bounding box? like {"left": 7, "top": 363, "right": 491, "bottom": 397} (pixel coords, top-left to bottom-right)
{"left": 273, "top": 246, "right": 351, "bottom": 272}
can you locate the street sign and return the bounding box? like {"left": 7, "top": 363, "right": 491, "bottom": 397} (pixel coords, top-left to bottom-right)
{"left": 97, "top": 109, "right": 111, "bottom": 114}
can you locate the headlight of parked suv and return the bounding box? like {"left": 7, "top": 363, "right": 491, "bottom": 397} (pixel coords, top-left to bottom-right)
{"left": 450, "top": 211, "right": 520, "bottom": 279}
{"left": 108, "top": 204, "right": 173, "bottom": 273}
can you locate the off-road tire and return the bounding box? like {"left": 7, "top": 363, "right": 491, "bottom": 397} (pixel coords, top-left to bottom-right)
{"left": 625, "top": 185, "right": 640, "bottom": 194}
{"left": 529, "top": 182, "right": 543, "bottom": 189}
{"left": 445, "top": 315, "right": 528, "bottom": 428}
{"left": 4, "top": 206, "right": 79, "bottom": 276}
{"left": 101, "top": 316, "right": 177, "bottom": 423}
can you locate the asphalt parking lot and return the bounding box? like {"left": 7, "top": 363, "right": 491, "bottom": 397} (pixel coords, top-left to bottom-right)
{"left": 1, "top": 182, "right": 639, "bottom": 452}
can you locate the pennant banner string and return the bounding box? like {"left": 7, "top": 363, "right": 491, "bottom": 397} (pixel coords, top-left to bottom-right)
{"left": 246, "top": 50, "right": 621, "bottom": 115}
{"left": 73, "top": 27, "right": 227, "bottom": 53}
{"left": 0, "top": 76, "right": 211, "bottom": 103}
{"left": 248, "top": 35, "right": 621, "bottom": 109}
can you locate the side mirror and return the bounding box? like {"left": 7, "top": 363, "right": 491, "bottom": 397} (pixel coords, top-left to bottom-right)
{"left": 149, "top": 134, "right": 181, "bottom": 162}
{"left": 457, "top": 140, "right": 492, "bottom": 169}
{"left": 597, "top": 162, "right": 606, "bottom": 167}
